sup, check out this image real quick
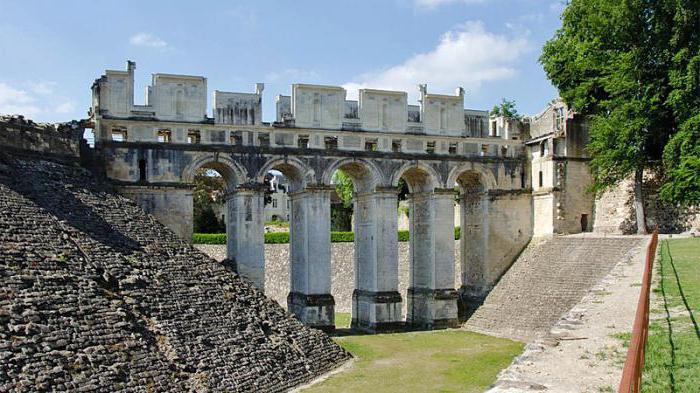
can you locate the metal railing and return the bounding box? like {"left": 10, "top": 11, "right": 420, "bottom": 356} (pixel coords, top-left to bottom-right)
{"left": 618, "top": 230, "right": 659, "bottom": 393}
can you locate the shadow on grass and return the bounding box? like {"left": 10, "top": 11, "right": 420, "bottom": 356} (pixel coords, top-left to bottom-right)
{"left": 659, "top": 241, "right": 677, "bottom": 392}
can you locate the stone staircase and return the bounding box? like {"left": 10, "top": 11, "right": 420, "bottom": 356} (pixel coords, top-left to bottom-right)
{"left": 465, "top": 235, "right": 645, "bottom": 342}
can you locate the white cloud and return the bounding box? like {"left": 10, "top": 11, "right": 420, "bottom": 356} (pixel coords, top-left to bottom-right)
{"left": 0, "top": 82, "right": 77, "bottom": 120}
{"left": 413, "top": 0, "right": 487, "bottom": 10}
{"left": 549, "top": 1, "right": 566, "bottom": 14}
{"left": 342, "top": 21, "right": 529, "bottom": 101}
{"left": 265, "top": 68, "right": 321, "bottom": 83}
{"left": 129, "top": 32, "right": 168, "bottom": 49}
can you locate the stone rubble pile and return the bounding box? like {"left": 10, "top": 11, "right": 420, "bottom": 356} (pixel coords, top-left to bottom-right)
{"left": 0, "top": 151, "right": 349, "bottom": 392}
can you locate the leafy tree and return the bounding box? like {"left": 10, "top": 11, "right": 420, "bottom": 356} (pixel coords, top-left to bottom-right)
{"left": 193, "top": 169, "right": 226, "bottom": 233}
{"left": 540, "top": 0, "right": 679, "bottom": 233}
{"left": 661, "top": 0, "right": 700, "bottom": 206}
{"left": 660, "top": 115, "right": 700, "bottom": 205}
{"left": 332, "top": 169, "right": 354, "bottom": 208}
{"left": 490, "top": 98, "right": 520, "bottom": 119}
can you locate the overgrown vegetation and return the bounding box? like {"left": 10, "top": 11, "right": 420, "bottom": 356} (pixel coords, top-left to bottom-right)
{"left": 304, "top": 330, "right": 523, "bottom": 393}
{"left": 193, "top": 227, "right": 461, "bottom": 244}
{"left": 643, "top": 238, "right": 700, "bottom": 392}
{"left": 540, "top": 0, "right": 700, "bottom": 232}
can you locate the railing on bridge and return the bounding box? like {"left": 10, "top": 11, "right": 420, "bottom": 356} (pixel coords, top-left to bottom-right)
{"left": 618, "top": 230, "right": 659, "bottom": 393}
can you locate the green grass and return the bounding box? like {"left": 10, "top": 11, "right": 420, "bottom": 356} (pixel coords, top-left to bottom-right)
{"left": 642, "top": 237, "right": 700, "bottom": 393}
{"left": 193, "top": 227, "right": 461, "bottom": 245}
{"left": 305, "top": 330, "right": 522, "bottom": 393}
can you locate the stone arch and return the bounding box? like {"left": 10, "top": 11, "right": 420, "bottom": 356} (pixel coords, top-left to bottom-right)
{"left": 446, "top": 163, "right": 497, "bottom": 192}
{"left": 390, "top": 162, "right": 441, "bottom": 193}
{"left": 322, "top": 157, "right": 384, "bottom": 193}
{"left": 256, "top": 157, "right": 313, "bottom": 193}
{"left": 182, "top": 153, "right": 247, "bottom": 191}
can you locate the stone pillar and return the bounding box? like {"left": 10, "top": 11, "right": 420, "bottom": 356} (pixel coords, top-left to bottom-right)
{"left": 352, "top": 188, "right": 403, "bottom": 332}
{"left": 406, "top": 190, "right": 459, "bottom": 329}
{"left": 458, "top": 192, "right": 489, "bottom": 309}
{"left": 226, "top": 187, "right": 265, "bottom": 291}
{"left": 287, "top": 186, "right": 335, "bottom": 332}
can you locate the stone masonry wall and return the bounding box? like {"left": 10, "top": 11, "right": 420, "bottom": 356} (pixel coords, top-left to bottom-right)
{"left": 197, "top": 242, "right": 463, "bottom": 316}
{"left": 0, "top": 150, "right": 349, "bottom": 392}
{"left": 593, "top": 174, "right": 700, "bottom": 234}
{"left": 0, "top": 115, "right": 82, "bottom": 161}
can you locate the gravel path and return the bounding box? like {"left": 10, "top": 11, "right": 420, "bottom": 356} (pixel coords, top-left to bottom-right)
{"left": 486, "top": 235, "right": 648, "bottom": 393}
{"left": 196, "top": 241, "right": 462, "bottom": 315}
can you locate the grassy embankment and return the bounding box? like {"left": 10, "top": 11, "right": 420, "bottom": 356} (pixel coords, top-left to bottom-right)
{"left": 642, "top": 237, "right": 700, "bottom": 392}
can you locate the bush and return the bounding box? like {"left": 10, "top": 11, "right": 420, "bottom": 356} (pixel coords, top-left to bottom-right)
{"left": 265, "top": 232, "right": 290, "bottom": 243}
{"left": 192, "top": 233, "right": 226, "bottom": 244}
{"left": 192, "top": 227, "right": 461, "bottom": 244}
{"left": 331, "top": 232, "right": 354, "bottom": 242}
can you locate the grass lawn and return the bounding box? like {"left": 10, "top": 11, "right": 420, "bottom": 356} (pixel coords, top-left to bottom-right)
{"left": 643, "top": 237, "right": 700, "bottom": 392}
{"left": 304, "top": 313, "right": 523, "bottom": 393}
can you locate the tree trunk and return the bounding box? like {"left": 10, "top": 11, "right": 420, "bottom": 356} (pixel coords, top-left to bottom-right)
{"left": 634, "top": 168, "right": 648, "bottom": 234}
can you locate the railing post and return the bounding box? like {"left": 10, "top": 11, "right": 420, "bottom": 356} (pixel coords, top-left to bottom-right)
{"left": 618, "top": 230, "right": 658, "bottom": 393}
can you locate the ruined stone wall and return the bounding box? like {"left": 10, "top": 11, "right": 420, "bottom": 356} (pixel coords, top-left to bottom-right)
{"left": 0, "top": 139, "right": 349, "bottom": 391}
{"left": 593, "top": 173, "right": 700, "bottom": 234}
{"left": 0, "top": 115, "right": 82, "bottom": 161}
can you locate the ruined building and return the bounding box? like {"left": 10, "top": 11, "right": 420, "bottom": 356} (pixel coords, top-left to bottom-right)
{"left": 84, "top": 61, "right": 598, "bottom": 333}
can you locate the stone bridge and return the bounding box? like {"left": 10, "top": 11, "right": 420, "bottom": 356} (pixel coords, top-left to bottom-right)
{"left": 89, "top": 61, "right": 534, "bottom": 332}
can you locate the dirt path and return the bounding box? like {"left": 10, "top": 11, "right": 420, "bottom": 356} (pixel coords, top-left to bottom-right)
{"left": 487, "top": 235, "right": 648, "bottom": 393}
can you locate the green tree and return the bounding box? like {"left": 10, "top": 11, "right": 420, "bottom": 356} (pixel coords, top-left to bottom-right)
{"left": 193, "top": 169, "right": 226, "bottom": 233}
{"left": 490, "top": 98, "right": 520, "bottom": 119}
{"left": 540, "top": 0, "right": 678, "bottom": 233}
{"left": 661, "top": 0, "right": 700, "bottom": 206}
{"left": 332, "top": 169, "right": 354, "bottom": 208}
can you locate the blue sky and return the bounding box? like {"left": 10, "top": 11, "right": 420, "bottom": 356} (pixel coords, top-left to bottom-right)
{"left": 0, "top": 0, "right": 566, "bottom": 123}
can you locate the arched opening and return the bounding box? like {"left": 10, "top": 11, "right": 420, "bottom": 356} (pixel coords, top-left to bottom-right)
{"left": 327, "top": 160, "right": 388, "bottom": 331}
{"left": 192, "top": 167, "right": 227, "bottom": 235}
{"left": 395, "top": 164, "right": 459, "bottom": 329}
{"left": 453, "top": 169, "right": 488, "bottom": 320}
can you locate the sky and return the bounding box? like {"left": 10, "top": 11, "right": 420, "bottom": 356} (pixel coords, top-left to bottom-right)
{"left": 0, "top": 0, "right": 566, "bottom": 124}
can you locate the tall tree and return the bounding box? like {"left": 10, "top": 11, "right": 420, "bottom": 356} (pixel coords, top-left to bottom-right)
{"left": 661, "top": 0, "right": 700, "bottom": 206}
{"left": 540, "top": 0, "right": 677, "bottom": 234}
{"left": 490, "top": 98, "right": 521, "bottom": 119}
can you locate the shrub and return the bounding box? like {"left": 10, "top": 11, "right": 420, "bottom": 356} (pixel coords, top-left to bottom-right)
{"left": 331, "top": 232, "right": 354, "bottom": 242}
{"left": 192, "top": 227, "right": 461, "bottom": 244}
{"left": 192, "top": 233, "right": 226, "bottom": 244}
{"left": 265, "top": 232, "right": 290, "bottom": 244}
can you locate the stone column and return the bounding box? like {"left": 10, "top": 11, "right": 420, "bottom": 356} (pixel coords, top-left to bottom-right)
{"left": 352, "top": 188, "right": 403, "bottom": 332}
{"left": 458, "top": 192, "right": 489, "bottom": 312}
{"left": 406, "top": 190, "right": 459, "bottom": 329}
{"left": 287, "top": 186, "right": 335, "bottom": 332}
{"left": 226, "top": 187, "right": 265, "bottom": 291}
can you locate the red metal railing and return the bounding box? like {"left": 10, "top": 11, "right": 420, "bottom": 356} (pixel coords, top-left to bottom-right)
{"left": 618, "top": 230, "right": 659, "bottom": 393}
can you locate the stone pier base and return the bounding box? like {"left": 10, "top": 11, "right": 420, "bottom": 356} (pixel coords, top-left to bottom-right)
{"left": 406, "top": 288, "right": 460, "bottom": 329}
{"left": 458, "top": 285, "right": 488, "bottom": 321}
{"left": 351, "top": 290, "right": 404, "bottom": 333}
{"left": 287, "top": 292, "right": 335, "bottom": 333}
